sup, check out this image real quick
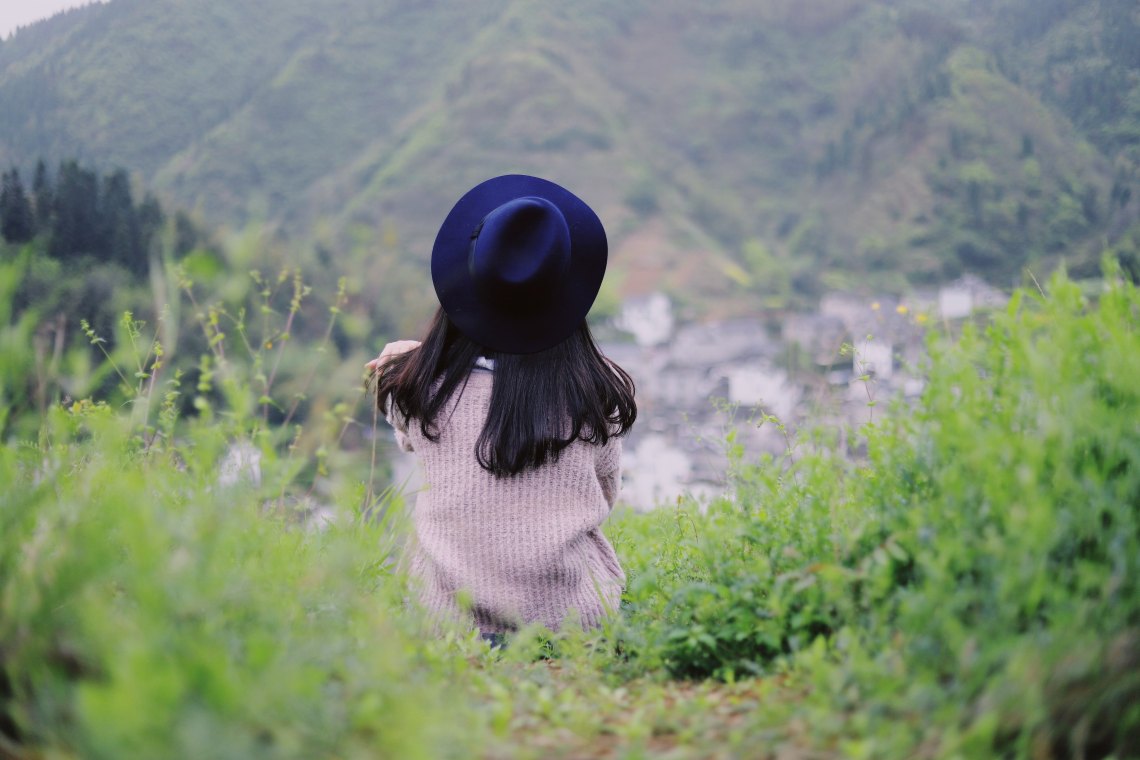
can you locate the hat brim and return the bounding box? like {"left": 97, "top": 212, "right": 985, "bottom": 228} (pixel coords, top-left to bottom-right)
{"left": 431, "top": 175, "right": 607, "bottom": 354}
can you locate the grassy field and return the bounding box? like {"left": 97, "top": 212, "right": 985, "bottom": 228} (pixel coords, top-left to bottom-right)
{"left": 2, "top": 262, "right": 1139, "bottom": 759}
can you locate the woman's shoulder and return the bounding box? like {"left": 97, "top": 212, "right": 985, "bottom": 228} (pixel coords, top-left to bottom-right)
{"left": 456, "top": 365, "right": 494, "bottom": 394}
{"left": 433, "top": 366, "right": 493, "bottom": 417}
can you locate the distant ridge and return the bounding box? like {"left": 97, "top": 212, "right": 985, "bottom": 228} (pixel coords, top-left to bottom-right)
{"left": 1, "top": 0, "right": 1137, "bottom": 316}
{"left": 0, "top": 1, "right": 104, "bottom": 42}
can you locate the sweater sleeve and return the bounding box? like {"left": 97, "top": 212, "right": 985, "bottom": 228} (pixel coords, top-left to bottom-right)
{"left": 595, "top": 436, "right": 623, "bottom": 509}
{"left": 384, "top": 397, "right": 415, "bottom": 453}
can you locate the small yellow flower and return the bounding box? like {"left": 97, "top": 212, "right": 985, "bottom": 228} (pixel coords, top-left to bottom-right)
{"left": 916, "top": 313, "right": 929, "bottom": 325}
{"left": 871, "top": 301, "right": 881, "bottom": 311}
{"left": 896, "top": 304, "right": 909, "bottom": 315}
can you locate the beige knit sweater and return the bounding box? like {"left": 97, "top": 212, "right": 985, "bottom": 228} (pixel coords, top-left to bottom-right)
{"left": 387, "top": 368, "right": 626, "bottom": 634}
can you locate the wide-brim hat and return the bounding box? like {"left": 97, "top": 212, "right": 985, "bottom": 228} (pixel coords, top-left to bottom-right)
{"left": 431, "top": 174, "right": 607, "bottom": 354}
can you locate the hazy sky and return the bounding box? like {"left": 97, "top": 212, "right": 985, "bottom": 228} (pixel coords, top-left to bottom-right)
{"left": 0, "top": 0, "right": 105, "bottom": 39}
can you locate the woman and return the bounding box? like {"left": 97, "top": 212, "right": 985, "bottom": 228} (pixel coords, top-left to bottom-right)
{"left": 369, "top": 175, "right": 636, "bottom": 639}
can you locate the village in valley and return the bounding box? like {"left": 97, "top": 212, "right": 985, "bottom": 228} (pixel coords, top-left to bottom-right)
{"left": 602, "top": 275, "right": 1009, "bottom": 509}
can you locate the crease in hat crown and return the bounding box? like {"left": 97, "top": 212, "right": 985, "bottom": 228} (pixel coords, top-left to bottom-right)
{"left": 431, "top": 174, "right": 608, "bottom": 354}
{"left": 468, "top": 196, "right": 571, "bottom": 311}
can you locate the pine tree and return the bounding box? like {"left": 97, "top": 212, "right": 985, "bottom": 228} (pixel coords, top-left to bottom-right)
{"left": 32, "top": 159, "right": 52, "bottom": 233}
{"left": 0, "top": 168, "right": 35, "bottom": 244}
{"left": 100, "top": 168, "right": 144, "bottom": 274}
{"left": 49, "top": 160, "right": 100, "bottom": 260}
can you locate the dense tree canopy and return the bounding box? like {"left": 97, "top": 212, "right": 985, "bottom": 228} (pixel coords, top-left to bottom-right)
{"left": 0, "top": 168, "right": 34, "bottom": 244}
{"left": 2, "top": 160, "right": 165, "bottom": 277}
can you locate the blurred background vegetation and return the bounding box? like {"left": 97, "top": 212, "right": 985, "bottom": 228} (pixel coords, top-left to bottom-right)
{"left": 1, "top": 0, "right": 1139, "bottom": 328}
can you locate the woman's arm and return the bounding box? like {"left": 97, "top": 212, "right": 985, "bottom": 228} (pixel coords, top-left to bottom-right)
{"left": 366, "top": 340, "right": 421, "bottom": 452}
{"left": 595, "top": 437, "right": 623, "bottom": 510}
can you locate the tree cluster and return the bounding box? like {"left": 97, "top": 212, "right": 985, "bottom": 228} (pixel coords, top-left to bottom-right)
{"left": 0, "top": 160, "right": 166, "bottom": 277}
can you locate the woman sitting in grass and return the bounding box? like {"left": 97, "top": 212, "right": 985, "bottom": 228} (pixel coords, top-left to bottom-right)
{"left": 368, "top": 175, "right": 636, "bottom": 645}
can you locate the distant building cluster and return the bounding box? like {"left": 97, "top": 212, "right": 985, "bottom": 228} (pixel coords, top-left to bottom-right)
{"left": 603, "top": 276, "right": 1009, "bottom": 510}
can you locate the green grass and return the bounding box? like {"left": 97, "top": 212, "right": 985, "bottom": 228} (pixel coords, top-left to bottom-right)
{"left": 3, "top": 262, "right": 1139, "bottom": 758}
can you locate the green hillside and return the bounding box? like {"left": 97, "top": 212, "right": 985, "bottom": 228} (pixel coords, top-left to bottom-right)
{"left": 1, "top": 0, "right": 1138, "bottom": 322}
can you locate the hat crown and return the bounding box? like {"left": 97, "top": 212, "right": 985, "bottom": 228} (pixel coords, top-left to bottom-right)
{"left": 469, "top": 197, "right": 571, "bottom": 310}
{"left": 431, "top": 174, "right": 607, "bottom": 354}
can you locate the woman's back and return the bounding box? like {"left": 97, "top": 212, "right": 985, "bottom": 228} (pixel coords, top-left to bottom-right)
{"left": 393, "top": 369, "right": 625, "bottom": 633}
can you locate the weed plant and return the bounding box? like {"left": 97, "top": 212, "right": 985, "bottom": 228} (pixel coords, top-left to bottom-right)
{"left": 2, "top": 257, "right": 1138, "bottom": 758}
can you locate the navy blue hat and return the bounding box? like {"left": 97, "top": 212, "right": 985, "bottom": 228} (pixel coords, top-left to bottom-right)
{"left": 431, "top": 174, "right": 608, "bottom": 354}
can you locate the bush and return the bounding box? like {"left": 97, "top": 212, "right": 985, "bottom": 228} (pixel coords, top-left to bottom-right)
{"left": 0, "top": 255, "right": 480, "bottom": 759}
{"left": 609, "top": 264, "right": 1140, "bottom": 755}
{"left": 1, "top": 405, "right": 489, "bottom": 759}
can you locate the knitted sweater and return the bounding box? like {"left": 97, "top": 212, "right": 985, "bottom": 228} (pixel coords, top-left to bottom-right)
{"left": 387, "top": 368, "right": 626, "bottom": 633}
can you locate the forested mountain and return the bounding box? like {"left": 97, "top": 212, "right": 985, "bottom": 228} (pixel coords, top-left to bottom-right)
{"left": 1, "top": 0, "right": 1138, "bottom": 322}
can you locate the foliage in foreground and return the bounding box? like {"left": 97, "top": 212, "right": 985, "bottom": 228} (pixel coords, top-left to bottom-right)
{"left": 0, "top": 409, "right": 489, "bottom": 759}
{"left": 0, "top": 254, "right": 477, "bottom": 759}
{"left": 2, "top": 266, "right": 1139, "bottom": 759}
{"left": 607, "top": 264, "right": 1140, "bottom": 757}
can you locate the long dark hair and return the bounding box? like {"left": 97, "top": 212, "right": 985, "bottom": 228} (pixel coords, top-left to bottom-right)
{"left": 375, "top": 308, "right": 636, "bottom": 477}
